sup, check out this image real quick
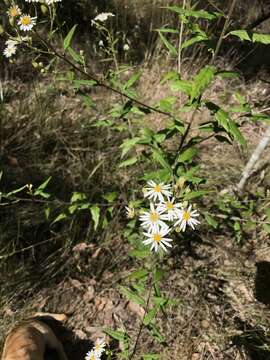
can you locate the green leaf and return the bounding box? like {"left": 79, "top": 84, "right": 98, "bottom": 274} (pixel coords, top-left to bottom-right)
{"left": 143, "top": 307, "right": 158, "bottom": 326}
{"left": 191, "top": 65, "right": 216, "bottom": 101}
{"left": 229, "top": 30, "right": 251, "bottom": 41}
{"left": 90, "top": 205, "right": 100, "bottom": 230}
{"left": 166, "top": 7, "right": 223, "bottom": 20}
{"left": 158, "top": 31, "right": 177, "bottom": 56}
{"left": 205, "top": 213, "right": 218, "bottom": 228}
{"left": 73, "top": 79, "right": 97, "bottom": 88}
{"left": 142, "top": 354, "right": 160, "bottom": 360}
{"left": 171, "top": 79, "right": 192, "bottom": 96}
{"left": 103, "top": 328, "right": 129, "bottom": 342}
{"left": 183, "top": 190, "right": 209, "bottom": 200}
{"left": 123, "top": 73, "right": 141, "bottom": 89}
{"left": 128, "top": 269, "right": 149, "bottom": 280}
{"left": 253, "top": 33, "right": 270, "bottom": 44}
{"left": 68, "top": 47, "right": 84, "bottom": 64}
{"left": 181, "top": 34, "right": 208, "bottom": 49}
{"left": 205, "top": 102, "right": 246, "bottom": 146}
{"left": 102, "top": 191, "right": 118, "bottom": 202}
{"left": 71, "top": 192, "right": 87, "bottom": 203}
{"left": 119, "top": 157, "right": 138, "bottom": 168}
{"left": 160, "top": 71, "right": 179, "bottom": 84}
{"left": 156, "top": 28, "right": 179, "bottom": 34}
{"left": 152, "top": 148, "right": 172, "bottom": 174}
{"left": 52, "top": 212, "right": 67, "bottom": 224}
{"left": 120, "top": 137, "right": 141, "bottom": 157}
{"left": 177, "top": 147, "right": 198, "bottom": 163}
{"left": 36, "top": 177, "right": 52, "bottom": 191}
{"left": 129, "top": 249, "right": 150, "bottom": 258}
{"left": 119, "top": 286, "right": 145, "bottom": 306}
{"left": 216, "top": 71, "right": 239, "bottom": 79}
{"left": 148, "top": 324, "right": 165, "bottom": 343}
{"left": 265, "top": 208, "right": 270, "bottom": 220}
{"left": 64, "top": 25, "right": 77, "bottom": 50}
{"left": 6, "top": 185, "right": 28, "bottom": 197}
{"left": 153, "top": 269, "right": 163, "bottom": 284}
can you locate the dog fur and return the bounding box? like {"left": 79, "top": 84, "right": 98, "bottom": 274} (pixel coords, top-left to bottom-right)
{"left": 1, "top": 313, "right": 68, "bottom": 360}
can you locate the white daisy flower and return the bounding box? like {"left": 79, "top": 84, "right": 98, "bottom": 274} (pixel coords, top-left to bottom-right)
{"left": 174, "top": 204, "right": 200, "bottom": 231}
{"left": 7, "top": 5, "right": 22, "bottom": 17}
{"left": 85, "top": 350, "right": 98, "bottom": 360}
{"left": 125, "top": 206, "right": 135, "bottom": 219}
{"left": 143, "top": 226, "right": 173, "bottom": 252}
{"left": 93, "top": 12, "right": 115, "bottom": 23}
{"left": 139, "top": 203, "right": 168, "bottom": 232}
{"left": 123, "top": 43, "right": 130, "bottom": 51}
{"left": 45, "top": 0, "right": 62, "bottom": 4}
{"left": 93, "top": 338, "right": 106, "bottom": 357}
{"left": 18, "top": 14, "right": 36, "bottom": 31}
{"left": 157, "top": 197, "right": 183, "bottom": 221}
{"left": 3, "top": 41, "right": 17, "bottom": 58}
{"left": 144, "top": 180, "right": 172, "bottom": 203}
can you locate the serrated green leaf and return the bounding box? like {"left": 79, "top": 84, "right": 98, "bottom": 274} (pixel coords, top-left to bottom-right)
{"left": 64, "top": 25, "right": 77, "bottom": 50}
{"left": 119, "top": 285, "right": 145, "bottom": 306}
{"left": 90, "top": 205, "right": 100, "bottom": 230}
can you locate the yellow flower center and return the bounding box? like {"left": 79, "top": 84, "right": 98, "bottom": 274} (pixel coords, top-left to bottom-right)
{"left": 96, "top": 344, "right": 100, "bottom": 350}
{"left": 183, "top": 211, "right": 191, "bottom": 221}
{"left": 10, "top": 7, "right": 19, "bottom": 17}
{"left": 21, "top": 16, "right": 31, "bottom": 25}
{"left": 150, "top": 211, "right": 159, "bottom": 222}
{"left": 153, "top": 234, "right": 162, "bottom": 243}
{"left": 166, "top": 201, "right": 174, "bottom": 210}
{"left": 154, "top": 184, "right": 162, "bottom": 193}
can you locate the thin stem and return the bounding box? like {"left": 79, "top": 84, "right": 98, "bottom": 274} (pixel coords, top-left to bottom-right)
{"left": 210, "top": 0, "right": 237, "bottom": 64}
{"left": 130, "top": 273, "right": 153, "bottom": 360}
{"left": 177, "top": 0, "right": 186, "bottom": 75}
{"left": 33, "top": 31, "right": 174, "bottom": 119}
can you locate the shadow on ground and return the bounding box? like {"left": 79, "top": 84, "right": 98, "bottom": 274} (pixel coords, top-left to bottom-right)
{"left": 255, "top": 261, "right": 270, "bottom": 306}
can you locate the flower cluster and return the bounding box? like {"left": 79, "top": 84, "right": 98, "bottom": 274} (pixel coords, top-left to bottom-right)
{"left": 126, "top": 181, "right": 200, "bottom": 253}
{"left": 85, "top": 339, "right": 106, "bottom": 360}
{"left": 25, "top": 0, "right": 62, "bottom": 3}
{"left": 3, "top": 0, "right": 62, "bottom": 58}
